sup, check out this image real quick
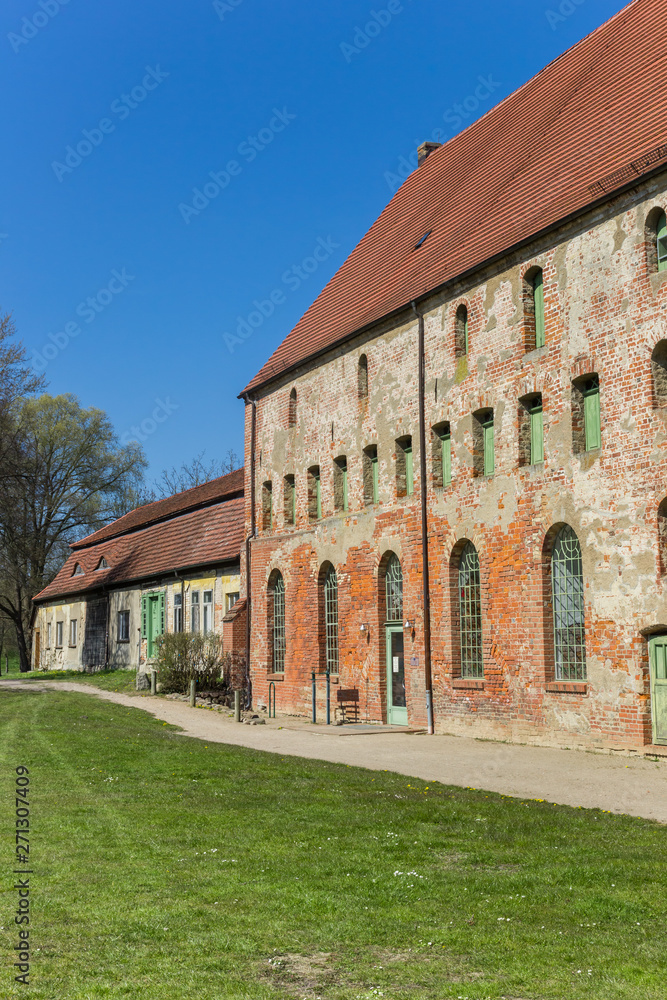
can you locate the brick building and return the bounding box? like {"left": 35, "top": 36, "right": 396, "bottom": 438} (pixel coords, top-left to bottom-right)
{"left": 32, "top": 469, "right": 246, "bottom": 675}
{"left": 239, "top": 0, "right": 667, "bottom": 749}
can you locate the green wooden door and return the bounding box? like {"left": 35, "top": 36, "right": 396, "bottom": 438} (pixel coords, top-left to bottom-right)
{"left": 386, "top": 625, "right": 407, "bottom": 726}
{"left": 649, "top": 636, "right": 667, "bottom": 744}
{"left": 144, "top": 592, "right": 165, "bottom": 660}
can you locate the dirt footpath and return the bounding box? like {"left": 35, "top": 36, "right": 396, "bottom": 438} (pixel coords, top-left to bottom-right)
{"left": 5, "top": 679, "right": 667, "bottom": 823}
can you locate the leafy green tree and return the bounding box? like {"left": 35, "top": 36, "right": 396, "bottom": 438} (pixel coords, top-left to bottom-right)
{"left": 0, "top": 394, "right": 147, "bottom": 671}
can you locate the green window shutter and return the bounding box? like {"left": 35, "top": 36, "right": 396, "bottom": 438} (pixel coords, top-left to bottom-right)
{"left": 159, "top": 591, "right": 165, "bottom": 635}
{"left": 342, "top": 465, "right": 348, "bottom": 512}
{"left": 316, "top": 475, "right": 322, "bottom": 519}
{"left": 483, "top": 418, "right": 494, "bottom": 476}
{"left": 441, "top": 433, "right": 451, "bottom": 487}
{"left": 141, "top": 596, "right": 147, "bottom": 638}
{"left": 372, "top": 454, "right": 379, "bottom": 503}
{"left": 405, "top": 446, "right": 414, "bottom": 495}
{"left": 533, "top": 271, "right": 545, "bottom": 348}
{"left": 530, "top": 404, "right": 544, "bottom": 464}
{"left": 584, "top": 385, "right": 601, "bottom": 451}
{"left": 658, "top": 212, "right": 667, "bottom": 272}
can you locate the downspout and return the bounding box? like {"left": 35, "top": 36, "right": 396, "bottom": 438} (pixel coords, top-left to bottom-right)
{"left": 244, "top": 395, "right": 257, "bottom": 709}
{"left": 411, "top": 300, "right": 435, "bottom": 735}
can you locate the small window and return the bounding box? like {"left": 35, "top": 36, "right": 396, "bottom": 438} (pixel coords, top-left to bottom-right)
{"left": 519, "top": 394, "right": 544, "bottom": 466}
{"left": 96, "top": 556, "right": 109, "bottom": 570}
{"left": 358, "top": 354, "right": 368, "bottom": 400}
{"left": 262, "top": 481, "right": 273, "bottom": 532}
{"left": 56, "top": 621, "right": 63, "bottom": 648}
{"left": 572, "top": 376, "right": 601, "bottom": 453}
{"left": 203, "top": 591, "right": 213, "bottom": 633}
{"left": 455, "top": 305, "right": 468, "bottom": 358}
{"left": 284, "top": 475, "right": 296, "bottom": 526}
{"left": 73, "top": 563, "right": 84, "bottom": 576}
{"left": 652, "top": 341, "right": 667, "bottom": 408}
{"left": 307, "top": 466, "right": 322, "bottom": 522}
{"left": 226, "top": 592, "right": 240, "bottom": 612}
{"left": 646, "top": 207, "right": 667, "bottom": 274}
{"left": 288, "top": 388, "right": 297, "bottom": 428}
{"left": 523, "top": 266, "right": 545, "bottom": 352}
{"left": 118, "top": 610, "right": 130, "bottom": 642}
{"left": 173, "top": 593, "right": 183, "bottom": 633}
{"left": 396, "top": 436, "right": 414, "bottom": 497}
{"left": 363, "top": 445, "right": 379, "bottom": 505}
{"left": 432, "top": 422, "right": 451, "bottom": 487}
{"left": 473, "top": 410, "right": 494, "bottom": 477}
{"left": 334, "top": 457, "right": 348, "bottom": 512}
{"left": 69, "top": 620, "right": 77, "bottom": 646}
{"left": 47, "top": 623, "right": 52, "bottom": 648}
{"left": 191, "top": 591, "right": 200, "bottom": 633}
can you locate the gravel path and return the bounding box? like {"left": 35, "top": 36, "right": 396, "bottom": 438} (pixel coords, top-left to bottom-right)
{"left": 5, "top": 679, "right": 667, "bottom": 823}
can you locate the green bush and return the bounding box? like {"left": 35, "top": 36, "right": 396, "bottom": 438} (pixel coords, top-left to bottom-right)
{"left": 154, "top": 632, "right": 232, "bottom": 699}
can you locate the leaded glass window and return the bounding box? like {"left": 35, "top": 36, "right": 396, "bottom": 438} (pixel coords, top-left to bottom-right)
{"left": 385, "top": 554, "right": 403, "bottom": 623}
{"left": 552, "top": 526, "right": 586, "bottom": 681}
{"left": 271, "top": 573, "right": 285, "bottom": 673}
{"left": 458, "top": 542, "right": 483, "bottom": 678}
{"left": 324, "top": 567, "right": 339, "bottom": 674}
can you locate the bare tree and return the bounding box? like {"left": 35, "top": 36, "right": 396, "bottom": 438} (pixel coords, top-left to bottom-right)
{"left": 153, "top": 449, "right": 242, "bottom": 498}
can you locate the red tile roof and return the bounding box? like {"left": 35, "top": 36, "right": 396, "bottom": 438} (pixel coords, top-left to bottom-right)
{"left": 73, "top": 467, "right": 244, "bottom": 549}
{"left": 34, "top": 496, "right": 245, "bottom": 603}
{"left": 242, "top": 0, "right": 666, "bottom": 395}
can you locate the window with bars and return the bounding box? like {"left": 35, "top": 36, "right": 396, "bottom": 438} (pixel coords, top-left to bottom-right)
{"left": 323, "top": 566, "right": 339, "bottom": 674}
{"left": 270, "top": 573, "right": 285, "bottom": 673}
{"left": 458, "top": 542, "right": 483, "bottom": 678}
{"left": 385, "top": 554, "right": 403, "bottom": 623}
{"left": 551, "top": 525, "right": 586, "bottom": 681}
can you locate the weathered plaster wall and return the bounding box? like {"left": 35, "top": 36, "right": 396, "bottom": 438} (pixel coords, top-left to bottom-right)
{"left": 245, "top": 172, "right": 667, "bottom": 749}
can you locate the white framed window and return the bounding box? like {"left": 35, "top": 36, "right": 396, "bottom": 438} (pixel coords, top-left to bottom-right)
{"left": 69, "top": 620, "right": 78, "bottom": 646}
{"left": 203, "top": 591, "right": 213, "bottom": 633}
{"left": 191, "top": 591, "right": 200, "bottom": 633}
{"left": 173, "top": 593, "right": 183, "bottom": 633}
{"left": 117, "top": 610, "right": 130, "bottom": 642}
{"left": 56, "top": 621, "right": 64, "bottom": 648}
{"left": 226, "top": 592, "right": 240, "bottom": 613}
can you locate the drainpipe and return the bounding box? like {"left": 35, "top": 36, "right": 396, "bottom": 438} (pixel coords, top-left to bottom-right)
{"left": 244, "top": 396, "right": 257, "bottom": 709}
{"left": 411, "top": 300, "right": 435, "bottom": 735}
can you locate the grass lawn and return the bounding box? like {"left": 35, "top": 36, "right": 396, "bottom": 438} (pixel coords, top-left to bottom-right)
{"left": 1, "top": 689, "right": 664, "bottom": 999}
{"left": 9, "top": 667, "right": 138, "bottom": 693}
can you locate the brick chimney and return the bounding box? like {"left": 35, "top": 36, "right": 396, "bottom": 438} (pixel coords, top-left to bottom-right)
{"left": 417, "top": 141, "right": 442, "bottom": 167}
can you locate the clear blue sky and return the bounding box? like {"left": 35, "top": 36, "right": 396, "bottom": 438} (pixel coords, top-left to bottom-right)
{"left": 0, "top": 0, "right": 626, "bottom": 480}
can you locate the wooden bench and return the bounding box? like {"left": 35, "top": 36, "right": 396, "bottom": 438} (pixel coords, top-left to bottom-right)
{"left": 336, "top": 688, "right": 360, "bottom": 724}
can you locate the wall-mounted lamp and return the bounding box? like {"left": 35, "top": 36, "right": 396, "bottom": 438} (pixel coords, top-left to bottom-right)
{"left": 359, "top": 623, "right": 370, "bottom": 633}
{"left": 404, "top": 619, "right": 415, "bottom": 629}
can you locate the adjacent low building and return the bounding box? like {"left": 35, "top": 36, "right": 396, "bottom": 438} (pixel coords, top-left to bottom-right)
{"left": 32, "top": 469, "right": 246, "bottom": 674}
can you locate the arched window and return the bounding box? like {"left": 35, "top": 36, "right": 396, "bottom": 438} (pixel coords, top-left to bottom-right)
{"left": 455, "top": 305, "right": 468, "bottom": 358}
{"left": 358, "top": 354, "right": 368, "bottom": 399}
{"left": 652, "top": 341, "right": 667, "bottom": 408}
{"left": 323, "top": 566, "right": 339, "bottom": 674}
{"left": 385, "top": 554, "right": 403, "bottom": 623}
{"left": 646, "top": 207, "right": 667, "bottom": 274}
{"left": 523, "top": 267, "right": 544, "bottom": 352}
{"left": 551, "top": 525, "right": 586, "bottom": 681}
{"left": 288, "top": 388, "right": 297, "bottom": 429}
{"left": 268, "top": 571, "right": 285, "bottom": 673}
{"left": 458, "top": 542, "right": 483, "bottom": 678}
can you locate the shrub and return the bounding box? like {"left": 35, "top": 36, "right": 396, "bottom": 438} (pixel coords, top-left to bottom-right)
{"left": 154, "top": 632, "right": 233, "bottom": 700}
